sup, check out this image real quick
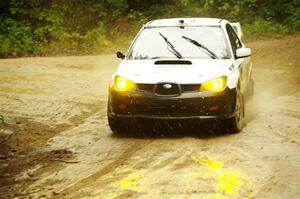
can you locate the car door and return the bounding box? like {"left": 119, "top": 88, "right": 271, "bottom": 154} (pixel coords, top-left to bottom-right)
{"left": 226, "top": 24, "right": 251, "bottom": 94}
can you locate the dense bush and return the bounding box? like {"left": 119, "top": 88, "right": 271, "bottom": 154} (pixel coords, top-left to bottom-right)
{"left": 0, "top": 0, "right": 299, "bottom": 57}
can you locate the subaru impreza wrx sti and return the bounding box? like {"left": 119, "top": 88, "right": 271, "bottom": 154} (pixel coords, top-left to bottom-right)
{"left": 108, "top": 18, "right": 254, "bottom": 134}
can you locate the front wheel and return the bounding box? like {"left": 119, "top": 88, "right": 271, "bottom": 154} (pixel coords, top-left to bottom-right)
{"left": 221, "top": 90, "right": 244, "bottom": 134}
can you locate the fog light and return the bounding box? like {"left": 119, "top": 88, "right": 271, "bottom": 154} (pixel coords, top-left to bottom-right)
{"left": 209, "top": 105, "right": 220, "bottom": 111}
{"left": 118, "top": 104, "right": 127, "bottom": 110}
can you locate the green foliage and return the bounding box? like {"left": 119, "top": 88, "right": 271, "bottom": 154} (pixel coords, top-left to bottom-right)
{"left": 0, "top": 18, "right": 40, "bottom": 56}
{"left": 243, "top": 18, "right": 291, "bottom": 38}
{"left": 0, "top": 0, "right": 299, "bottom": 57}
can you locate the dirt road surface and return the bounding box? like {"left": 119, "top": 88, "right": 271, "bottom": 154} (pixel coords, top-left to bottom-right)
{"left": 1, "top": 35, "right": 300, "bottom": 199}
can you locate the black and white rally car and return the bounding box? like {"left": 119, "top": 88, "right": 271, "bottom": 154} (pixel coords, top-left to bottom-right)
{"left": 107, "top": 18, "right": 254, "bottom": 134}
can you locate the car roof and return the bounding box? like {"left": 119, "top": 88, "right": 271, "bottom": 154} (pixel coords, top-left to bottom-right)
{"left": 144, "top": 18, "right": 228, "bottom": 28}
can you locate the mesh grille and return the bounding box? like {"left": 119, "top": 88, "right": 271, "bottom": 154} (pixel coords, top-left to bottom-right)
{"left": 181, "top": 84, "right": 201, "bottom": 92}
{"left": 137, "top": 84, "right": 155, "bottom": 92}
{"left": 137, "top": 83, "right": 201, "bottom": 93}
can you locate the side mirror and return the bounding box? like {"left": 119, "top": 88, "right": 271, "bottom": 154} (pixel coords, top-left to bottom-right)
{"left": 116, "top": 51, "right": 125, "bottom": 59}
{"left": 236, "top": 48, "right": 251, "bottom": 58}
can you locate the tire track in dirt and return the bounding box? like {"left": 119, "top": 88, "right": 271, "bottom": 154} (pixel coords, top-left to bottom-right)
{"left": 0, "top": 100, "right": 105, "bottom": 156}
{"left": 52, "top": 140, "right": 152, "bottom": 198}
{"left": 0, "top": 101, "right": 106, "bottom": 199}
{"left": 271, "top": 130, "right": 300, "bottom": 147}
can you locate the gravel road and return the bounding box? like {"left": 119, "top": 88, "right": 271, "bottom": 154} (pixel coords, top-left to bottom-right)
{"left": 0, "top": 35, "right": 300, "bottom": 199}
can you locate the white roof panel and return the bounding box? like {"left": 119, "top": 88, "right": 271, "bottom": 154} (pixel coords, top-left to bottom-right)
{"left": 145, "top": 18, "right": 224, "bottom": 27}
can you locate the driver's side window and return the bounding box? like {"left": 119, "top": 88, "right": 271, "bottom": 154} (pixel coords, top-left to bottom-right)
{"left": 226, "top": 24, "right": 242, "bottom": 57}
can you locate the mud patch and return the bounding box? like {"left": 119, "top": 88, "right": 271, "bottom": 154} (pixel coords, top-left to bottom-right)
{"left": 0, "top": 149, "right": 74, "bottom": 199}
{"left": 0, "top": 101, "right": 103, "bottom": 199}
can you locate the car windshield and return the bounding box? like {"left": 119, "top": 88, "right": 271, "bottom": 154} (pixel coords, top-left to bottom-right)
{"left": 127, "top": 26, "right": 231, "bottom": 60}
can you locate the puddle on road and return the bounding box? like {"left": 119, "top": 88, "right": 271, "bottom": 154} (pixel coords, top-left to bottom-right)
{"left": 0, "top": 85, "right": 46, "bottom": 95}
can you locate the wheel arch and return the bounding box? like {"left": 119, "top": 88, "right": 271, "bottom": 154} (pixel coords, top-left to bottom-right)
{"left": 227, "top": 69, "right": 240, "bottom": 89}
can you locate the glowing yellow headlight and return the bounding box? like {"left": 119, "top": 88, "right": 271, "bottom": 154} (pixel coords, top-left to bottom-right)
{"left": 200, "top": 76, "right": 227, "bottom": 92}
{"left": 113, "top": 76, "right": 136, "bottom": 92}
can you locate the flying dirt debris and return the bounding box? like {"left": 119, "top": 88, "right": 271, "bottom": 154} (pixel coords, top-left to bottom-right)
{"left": 0, "top": 35, "right": 300, "bottom": 198}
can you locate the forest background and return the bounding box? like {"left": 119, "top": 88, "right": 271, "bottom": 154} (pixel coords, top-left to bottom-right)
{"left": 0, "top": 0, "right": 299, "bottom": 57}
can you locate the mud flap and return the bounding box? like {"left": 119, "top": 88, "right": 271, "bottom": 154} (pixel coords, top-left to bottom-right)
{"left": 241, "top": 93, "right": 245, "bottom": 118}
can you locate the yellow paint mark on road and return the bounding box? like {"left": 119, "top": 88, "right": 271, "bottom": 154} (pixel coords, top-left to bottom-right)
{"left": 189, "top": 154, "right": 252, "bottom": 199}
{"left": 0, "top": 86, "right": 46, "bottom": 95}
{"left": 113, "top": 173, "right": 146, "bottom": 192}
{"left": 103, "top": 169, "right": 147, "bottom": 199}
{"left": 201, "top": 157, "right": 241, "bottom": 196}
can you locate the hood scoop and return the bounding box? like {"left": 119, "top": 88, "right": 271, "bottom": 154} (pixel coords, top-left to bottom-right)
{"left": 154, "top": 60, "right": 192, "bottom": 65}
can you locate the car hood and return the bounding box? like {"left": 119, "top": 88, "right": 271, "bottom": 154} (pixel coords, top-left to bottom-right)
{"left": 116, "top": 59, "right": 233, "bottom": 84}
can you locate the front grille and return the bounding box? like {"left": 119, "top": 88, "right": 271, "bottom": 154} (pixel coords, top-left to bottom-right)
{"left": 137, "top": 84, "right": 155, "bottom": 92}
{"left": 181, "top": 84, "right": 201, "bottom": 92}
{"left": 137, "top": 83, "right": 201, "bottom": 93}
{"left": 154, "top": 83, "right": 180, "bottom": 96}
{"left": 154, "top": 60, "right": 192, "bottom": 65}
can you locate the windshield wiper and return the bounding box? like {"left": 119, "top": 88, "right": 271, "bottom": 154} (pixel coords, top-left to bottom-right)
{"left": 159, "top": 32, "right": 183, "bottom": 59}
{"left": 181, "top": 36, "right": 219, "bottom": 59}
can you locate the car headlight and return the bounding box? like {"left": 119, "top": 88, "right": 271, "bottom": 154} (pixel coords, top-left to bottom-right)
{"left": 200, "top": 76, "right": 227, "bottom": 92}
{"left": 113, "top": 76, "right": 137, "bottom": 92}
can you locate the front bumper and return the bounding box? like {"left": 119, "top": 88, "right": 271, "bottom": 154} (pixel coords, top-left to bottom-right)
{"left": 108, "top": 87, "right": 237, "bottom": 120}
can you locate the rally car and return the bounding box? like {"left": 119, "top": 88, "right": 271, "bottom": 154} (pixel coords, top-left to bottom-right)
{"left": 107, "top": 18, "right": 253, "bottom": 134}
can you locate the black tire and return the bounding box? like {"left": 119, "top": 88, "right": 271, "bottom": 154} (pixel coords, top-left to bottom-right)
{"left": 221, "top": 90, "right": 244, "bottom": 134}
